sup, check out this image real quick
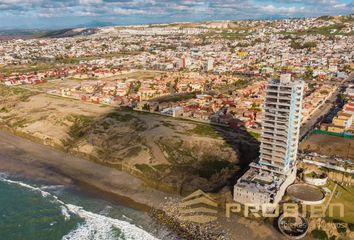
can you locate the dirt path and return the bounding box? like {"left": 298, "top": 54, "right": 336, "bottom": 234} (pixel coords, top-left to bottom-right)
{"left": 145, "top": 139, "right": 169, "bottom": 165}
{"left": 325, "top": 183, "right": 338, "bottom": 212}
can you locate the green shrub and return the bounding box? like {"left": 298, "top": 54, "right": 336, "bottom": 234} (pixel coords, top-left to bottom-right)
{"left": 311, "top": 229, "right": 328, "bottom": 240}
{"left": 291, "top": 41, "right": 317, "bottom": 49}
{"left": 348, "top": 223, "right": 354, "bottom": 231}
{"left": 332, "top": 219, "right": 347, "bottom": 234}
{"left": 188, "top": 124, "right": 220, "bottom": 138}
{"left": 249, "top": 131, "right": 260, "bottom": 139}
{"left": 68, "top": 115, "right": 94, "bottom": 139}
{"left": 153, "top": 164, "right": 170, "bottom": 172}
{"left": 63, "top": 115, "right": 94, "bottom": 148}
{"left": 135, "top": 164, "right": 155, "bottom": 175}
{"left": 0, "top": 107, "right": 8, "bottom": 113}
{"left": 196, "top": 159, "right": 232, "bottom": 180}
{"left": 106, "top": 112, "right": 135, "bottom": 122}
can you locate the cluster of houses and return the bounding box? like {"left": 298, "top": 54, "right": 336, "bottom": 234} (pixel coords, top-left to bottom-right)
{"left": 0, "top": 65, "right": 129, "bottom": 86}
{"left": 0, "top": 73, "right": 46, "bottom": 86}
{"left": 0, "top": 68, "right": 70, "bottom": 86}
{"left": 302, "top": 83, "right": 337, "bottom": 122}
{"left": 136, "top": 76, "right": 340, "bottom": 132}
{"left": 0, "top": 16, "right": 352, "bottom": 134}
{"left": 134, "top": 79, "right": 256, "bottom": 130}
{"left": 1, "top": 16, "right": 352, "bottom": 78}
{"left": 48, "top": 72, "right": 241, "bottom": 107}
{"left": 321, "top": 84, "right": 354, "bottom": 135}
{"left": 48, "top": 79, "right": 134, "bottom": 105}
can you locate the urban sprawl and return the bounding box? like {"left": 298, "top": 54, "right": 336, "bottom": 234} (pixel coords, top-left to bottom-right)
{"left": 1, "top": 15, "right": 354, "bottom": 239}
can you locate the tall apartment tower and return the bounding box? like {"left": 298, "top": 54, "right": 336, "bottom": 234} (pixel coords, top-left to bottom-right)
{"left": 233, "top": 74, "right": 304, "bottom": 207}
{"left": 259, "top": 73, "right": 304, "bottom": 174}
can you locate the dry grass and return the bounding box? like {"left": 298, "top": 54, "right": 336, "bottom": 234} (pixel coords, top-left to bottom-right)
{"left": 300, "top": 133, "right": 354, "bottom": 160}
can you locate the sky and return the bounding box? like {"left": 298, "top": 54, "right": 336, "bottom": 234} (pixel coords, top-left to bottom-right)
{"left": 0, "top": 0, "right": 353, "bottom": 30}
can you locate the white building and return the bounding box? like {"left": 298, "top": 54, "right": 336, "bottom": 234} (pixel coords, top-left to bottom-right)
{"left": 205, "top": 57, "right": 214, "bottom": 71}
{"left": 234, "top": 74, "right": 305, "bottom": 208}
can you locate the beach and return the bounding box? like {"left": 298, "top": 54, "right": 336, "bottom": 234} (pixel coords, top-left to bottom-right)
{"left": 0, "top": 129, "right": 177, "bottom": 209}
{"left": 0, "top": 129, "right": 288, "bottom": 240}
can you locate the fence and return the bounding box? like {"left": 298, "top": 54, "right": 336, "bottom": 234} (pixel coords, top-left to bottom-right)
{"left": 311, "top": 129, "right": 354, "bottom": 139}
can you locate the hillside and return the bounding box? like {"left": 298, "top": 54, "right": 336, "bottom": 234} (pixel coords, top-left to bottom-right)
{"left": 0, "top": 85, "right": 259, "bottom": 194}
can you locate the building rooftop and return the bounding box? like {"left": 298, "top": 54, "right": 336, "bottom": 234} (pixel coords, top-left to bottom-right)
{"left": 235, "top": 166, "right": 287, "bottom": 195}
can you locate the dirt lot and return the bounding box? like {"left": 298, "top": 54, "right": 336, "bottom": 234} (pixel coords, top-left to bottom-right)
{"left": 300, "top": 133, "right": 354, "bottom": 160}
{"left": 0, "top": 85, "right": 259, "bottom": 194}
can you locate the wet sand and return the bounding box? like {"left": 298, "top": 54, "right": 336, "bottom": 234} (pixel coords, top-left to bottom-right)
{"left": 0, "top": 130, "right": 177, "bottom": 210}
{"left": 0, "top": 129, "right": 287, "bottom": 240}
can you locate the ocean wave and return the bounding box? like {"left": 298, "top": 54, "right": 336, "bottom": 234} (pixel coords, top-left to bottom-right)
{"left": 0, "top": 176, "right": 52, "bottom": 197}
{"left": 0, "top": 172, "right": 9, "bottom": 179}
{"left": 99, "top": 205, "right": 112, "bottom": 216}
{"left": 0, "top": 176, "right": 160, "bottom": 240}
{"left": 61, "top": 206, "right": 71, "bottom": 221}
{"left": 41, "top": 185, "right": 65, "bottom": 190}
{"left": 63, "top": 204, "right": 159, "bottom": 240}
{"left": 122, "top": 214, "right": 133, "bottom": 222}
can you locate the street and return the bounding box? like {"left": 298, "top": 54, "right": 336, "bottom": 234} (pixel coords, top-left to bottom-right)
{"left": 300, "top": 72, "right": 354, "bottom": 141}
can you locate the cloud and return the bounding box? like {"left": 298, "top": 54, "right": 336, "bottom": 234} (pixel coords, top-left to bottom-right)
{"left": 113, "top": 7, "right": 147, "bottom": 15}
{"left": 0, "top": 0, "right": 352, "bottom": 28}
{"left": 79, "top": 0, "right": 102, "bottom": 4}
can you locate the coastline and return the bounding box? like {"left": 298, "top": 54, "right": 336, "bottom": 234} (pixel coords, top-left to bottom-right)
{"left": 0, "top": 129, "right": 177, "bottom": 210}
{"left": 0, "top": 129, "right": 286, "bottom": 240}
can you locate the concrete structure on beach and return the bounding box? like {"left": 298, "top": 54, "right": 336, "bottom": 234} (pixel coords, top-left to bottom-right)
{"left": 234, "top": 74, "right": 305, "bottom": 208}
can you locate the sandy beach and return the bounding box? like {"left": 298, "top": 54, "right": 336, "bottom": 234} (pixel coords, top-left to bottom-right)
{"left": 0, "top": 129, "right": 177, "bottom": 209}
{"left": 0, "top": 129, "right": 288, "bottom": 240}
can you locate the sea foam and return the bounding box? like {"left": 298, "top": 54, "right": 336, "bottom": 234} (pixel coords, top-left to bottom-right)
{"left": 63, "top": 204, "right": 158, "bottom": 240}
{"left": 0, "top": 176, "right": 159, "bottom": 240}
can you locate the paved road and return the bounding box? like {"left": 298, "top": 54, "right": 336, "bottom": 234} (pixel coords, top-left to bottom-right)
{"left": 300, "top": 72, "right": 354, "bottom": 141}
{"left": 299, "top": 87, "right": 339, "bottom": 140}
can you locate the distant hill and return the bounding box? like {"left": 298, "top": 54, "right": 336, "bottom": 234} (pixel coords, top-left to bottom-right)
{"left": 0, "top": 27, "right": 99, "bottom": 39}
{"left": 40, "top": 28, "right": 99, "bottom": 38}
{"left": 0, "top": 29, "right": 45, "bottom": 40}
{"left": 316, "top": 14, "right": 353, "bottom": 22}
{"left": 75, "top": 20, "right": 115, "bottom": 28}
{"left": 1, "top": 14, "right": 352, "bottom": 40}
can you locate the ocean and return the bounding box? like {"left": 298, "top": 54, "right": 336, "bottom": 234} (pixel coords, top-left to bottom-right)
{"left": 0, "top": 173, "right": 177, "bottom": 240}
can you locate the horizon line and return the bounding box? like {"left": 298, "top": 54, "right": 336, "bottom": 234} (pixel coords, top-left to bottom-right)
{"left": 0, "top": 13, "right": 351, "bottom": 32}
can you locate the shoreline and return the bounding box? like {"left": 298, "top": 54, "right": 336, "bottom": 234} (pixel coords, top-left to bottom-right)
{"left": 0, "top": 129, "right": 177, "bottom": 209}
{"left": 0, "top": 129, "right": 286, "bottom": 240}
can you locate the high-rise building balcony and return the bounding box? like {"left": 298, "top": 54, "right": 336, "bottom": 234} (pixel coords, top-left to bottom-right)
{"left": 264, "top": 106, "right": 291, "bottom": 112}
{"left": 260, "top": 143, "right": 287, "bottom": 153}
{"left": 266, "top": 88, "right": 293, "bottom": 95}
{"left": 262, "top": 127, "right": 288, "bottom": 135}
{"left": 262, "top": 135, "right": 287, "bottom": 144}
{"left": 262, "top": 133, "right": 287, "bottom": 141}
{"left": 260, "top": 151, "right": 285, "bottom": 161}
{"left": 263, "top": 117, "right": 289, "bottom": 124}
